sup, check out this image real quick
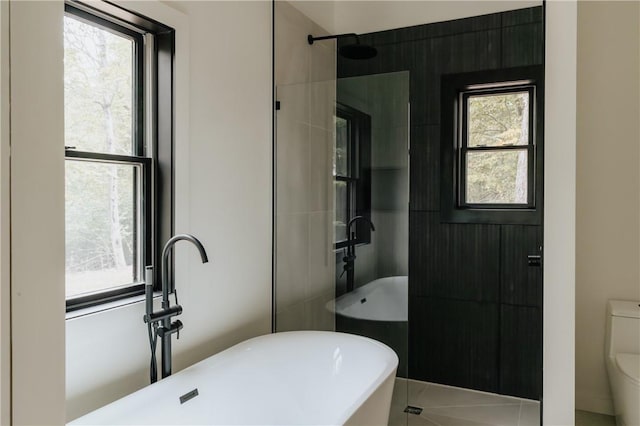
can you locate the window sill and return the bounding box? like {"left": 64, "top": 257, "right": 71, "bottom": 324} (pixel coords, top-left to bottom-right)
{"left": 440, "top": 206, "right": 541, "bottom": 225}
{"left": 65, "top": 291, "right": 162, "bottom": 321}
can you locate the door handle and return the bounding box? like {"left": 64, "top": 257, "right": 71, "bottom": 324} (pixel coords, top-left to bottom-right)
{"left": 527, "top": 254, "right": 542, "bottom": 267}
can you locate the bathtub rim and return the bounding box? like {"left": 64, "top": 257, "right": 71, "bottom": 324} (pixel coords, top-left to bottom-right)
{"left": 329, "top": 275, "right": 408, "bottom": 323}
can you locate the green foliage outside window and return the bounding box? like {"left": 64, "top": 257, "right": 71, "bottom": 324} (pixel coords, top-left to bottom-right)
{"left": 464, "top": 92, "right": 530, "bottom": 205}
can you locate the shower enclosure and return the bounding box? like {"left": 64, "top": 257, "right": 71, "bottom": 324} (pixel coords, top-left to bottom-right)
{"left": 333, "top": 71, "right": 409, "bottom": 378}
{"left": 274, "top": 2, "right": 544, "bottom": 425}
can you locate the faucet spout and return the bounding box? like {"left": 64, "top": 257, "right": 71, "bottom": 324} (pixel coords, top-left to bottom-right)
{"left": 161, "top": 234, "right": 209, "bottom": 301}
{"left": 158, "top": 233, "right": 209, "bottom": 380}
{"left": 344, "top": 216, "right": 375, "bottom": 293}
{"left": 346, "top": 215, "right": 375, "bottom": 240}
{"left": 347, "top": 215, "right": 375, "bottom": 233}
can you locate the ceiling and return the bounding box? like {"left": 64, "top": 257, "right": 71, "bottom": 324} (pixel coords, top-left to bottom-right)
{"left": 288, "top": 0, "right": 542, "bottom": 35}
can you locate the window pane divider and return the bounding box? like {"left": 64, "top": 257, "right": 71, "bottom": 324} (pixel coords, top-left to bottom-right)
{"left": 463, "top": 145, "right": 531, "bottom": 152}
{"left": 335, "top": 175, "right": 357, "bottom": 182}
{"left": 65, "top": 150, "right": 151, "bottom": 166}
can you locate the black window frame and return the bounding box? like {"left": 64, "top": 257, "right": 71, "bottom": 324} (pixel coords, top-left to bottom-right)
{"left": 334, "top": 103, "right": 372, "bottom": 250}
{"left": 65, "top": 1, "right": 175, "bottom": 312}
{"left": 441, "top": 66, "right": 544, "bottom": 225}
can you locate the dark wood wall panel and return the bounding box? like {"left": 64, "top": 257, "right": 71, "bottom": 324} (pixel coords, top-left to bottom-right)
{"left": 410, "top": 31, "right": 500, "bottom": 126}
{"left": 409, "top": 125, "right": 440, "bottom": 211}
{"left": 381, "top": 10, "right": 501, "bottom": 43}
{"left": 449, "top": 30, "right": 502, "bottom": 74}
{"left": 409, "top": 297, "right": 499, "bottom": 393}
{"left": 378, "top": 40, "right": 415, "bottom": 75}
{"left": 338, "top": 6, "right": 544, "bottom": 399}
{"left": 500, "top": 8, "right": 544, "bottom": 68}
{"left": 410, "top": 211, "right": 500, "bottom": 301}
{"left": 502, "top": 7, "right": 544, "bottom": 27}
{"left": 499, "top": 305, "right": 542, "bottom": 399}
{"left": 501, "top": 225, "right": 543, "bottom": 306}
{"left": 502, "top": 23, "right": 544, "bottom": 68}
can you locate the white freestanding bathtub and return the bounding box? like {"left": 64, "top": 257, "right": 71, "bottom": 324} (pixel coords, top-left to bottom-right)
{"left": 330, "top": 276, "right": 408, "bottom": 376}
{"left": 70, "top": 331, "right": 398, "bottom": 425}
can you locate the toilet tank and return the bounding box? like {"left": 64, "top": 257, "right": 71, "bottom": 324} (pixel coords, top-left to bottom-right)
{"left": 606, "top": 300, "right": 640, "bottom": 359}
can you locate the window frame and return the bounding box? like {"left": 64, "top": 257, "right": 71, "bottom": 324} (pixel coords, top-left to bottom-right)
{"left": 64, "top": 151, "right": 152, "bottom": 309}
{"left": 64, "top": 2, "right": 174, "bottom": 312}
{"left": 458, "top": 85, "right": 536, "bottom": 209}
{"left": 334, "top": 103, "right": 372, "bottom": 250}
{"left": 440, "top": 66, "right": 544, "bottom": 225}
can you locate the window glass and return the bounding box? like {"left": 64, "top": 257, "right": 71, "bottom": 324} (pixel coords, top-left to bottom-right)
{"left": 64, "top": 9, "right": 146, "bottom": 305}
{"left": 333, "top": 105, "right": 371, "bottom": 248}
{"left": 335, "top": 116, "right": 349, "bottom": 176}
{"left": 467, "top": 92, "right": 529, "bottom": 147}
{"left": 466, "top": 150, "right": 528, "bottom": 204}
{"left": 440, "top": 69, "right": 541, "bottom": 222}
{"left": 64, "top": 15, "right": 135, "bottom": 155}
{"left": 334, "top": 180, "right": 348, "bottom": 242}
{"left": 65, "top": 161, "right": 141, "bottom": 298}
{"left": 461, "top": 88, "right": 532, "bottom": 206}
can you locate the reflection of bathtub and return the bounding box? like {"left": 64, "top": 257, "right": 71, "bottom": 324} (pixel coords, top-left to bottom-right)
{"left": 70, "top": 331, "right": 398, "bottom": 425}
{"left": 331, "top": 276, "right": 408, "bottom": 376}
{"left": 332, "top": 276, "right": 407, "bottom": 321}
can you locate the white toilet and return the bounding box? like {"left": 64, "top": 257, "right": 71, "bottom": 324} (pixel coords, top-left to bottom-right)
{"left": 605, "top": 300, "right": 640, "bottom": 426}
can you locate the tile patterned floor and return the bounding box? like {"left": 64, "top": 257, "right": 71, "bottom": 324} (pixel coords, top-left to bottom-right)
{"left": 389, "top": 378, "right": 540, "bottom": 426}
{"left": 575, "top": 410, "right": 616, "bottom": 426}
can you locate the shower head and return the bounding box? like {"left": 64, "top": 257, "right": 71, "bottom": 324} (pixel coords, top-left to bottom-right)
{"left": 307, "top": 33, "right": 377, "bottom": 60}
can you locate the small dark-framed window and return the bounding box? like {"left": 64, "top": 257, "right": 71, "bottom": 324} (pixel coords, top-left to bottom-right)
{"left": 334, "top": 103, "right": 372, "bottom": 249}
{"left": 64, "top": 2, "right": 175, "bottom": 312}
{"left": 441, "top": 66, "right": 544, "bottom": 225}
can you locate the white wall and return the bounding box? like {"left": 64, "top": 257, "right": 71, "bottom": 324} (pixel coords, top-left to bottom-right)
{"left": 66, "top": 1, "right": 272, "bottom": 420}
{"left": 544, "top": 1, "right": 577, "bottom": 424}
{"left": 575, "top": 1, "right": 640, "bottom": 415}
{"left": 9, "top": 1, "right": 67, "bottom": 424}
{"left": 0, "top": 1, "right": 10, "bottom": 424}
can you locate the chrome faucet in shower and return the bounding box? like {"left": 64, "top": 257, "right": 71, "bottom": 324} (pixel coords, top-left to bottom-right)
{"left": 343, "top": 216, "right": 375, "bottom": 292}
{"left": 144, "top": 234, "right": 209, "bottom": 383}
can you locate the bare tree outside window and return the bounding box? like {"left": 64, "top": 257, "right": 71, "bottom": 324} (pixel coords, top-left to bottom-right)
{"left": 465, "top": 91, "right": 530, "bottom": 204}
{"left": 64, "top": 15, "right": 139, "bottom": 298}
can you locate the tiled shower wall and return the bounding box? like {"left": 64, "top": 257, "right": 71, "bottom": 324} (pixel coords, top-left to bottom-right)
{"left": 338, "top": 7, "right": 544, "bottom": 399}
{"left": 274, "top": 1, "right": 336, "bottom": 331}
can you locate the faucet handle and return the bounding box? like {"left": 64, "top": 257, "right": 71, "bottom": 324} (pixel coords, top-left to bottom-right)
{"left": 174, "top": 320, "right": 183, "bottom": 340}
{"left": 156, "top": 319, "right": 183, "bottom": 338}
{"left": 173, "top": 289, "right": 179, "bottom": 306}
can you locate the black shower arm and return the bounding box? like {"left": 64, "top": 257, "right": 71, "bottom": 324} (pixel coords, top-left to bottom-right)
{"left": 308, "top": 33, "right": 358, "bottom": 45}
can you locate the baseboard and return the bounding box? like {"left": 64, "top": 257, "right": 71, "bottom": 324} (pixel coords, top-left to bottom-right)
{"left": 575, "top": 391, "right": 614, "bottom": 416}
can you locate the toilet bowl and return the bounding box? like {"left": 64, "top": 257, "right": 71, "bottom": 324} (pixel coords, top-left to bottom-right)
{"left": 605, "top": 300, "right": 640, "bottom": 426}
